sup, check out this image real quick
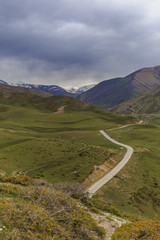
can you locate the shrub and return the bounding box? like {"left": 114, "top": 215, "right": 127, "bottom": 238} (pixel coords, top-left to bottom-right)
{"left": 0, "top": 177, "right": 105, "bottom": 239}
{"left": 111, "top": 220, "right": 160, "bottom": 239}
{"left": 0, "top": 175, "right": 34, "bottom": 186}
{"left": 54, "top": 183, "right": 88, "bottom": 200}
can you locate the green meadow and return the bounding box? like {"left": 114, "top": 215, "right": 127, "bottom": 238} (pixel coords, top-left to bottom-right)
{"left": 0, "top": 95, "right": 134, "bottom": 185}
{"left": 0, "top": 93, "right": 160, "bottom": 231}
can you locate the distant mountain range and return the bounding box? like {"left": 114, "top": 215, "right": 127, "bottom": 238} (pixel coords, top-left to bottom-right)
{"left": 78, "top": 66, "right": 160, "bottom": 109}
{"left": 0, "top": 79, "right": 8, "bottom": 85}
{"left": 1, "top": 65, "right": 160, "bottom": 112}
{"left": 14, "top": 83, "right": 76, "bottom": 97}
{"left": 12, "top": 83, "right": 96, "bottom": 97}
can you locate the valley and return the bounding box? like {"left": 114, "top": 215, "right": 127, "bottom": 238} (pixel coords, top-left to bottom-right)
{"left": 0, "top": 94, "right": 134, "bottom": 186}
{"left": 0, "top": 76, "right": 160, "bottom": 239}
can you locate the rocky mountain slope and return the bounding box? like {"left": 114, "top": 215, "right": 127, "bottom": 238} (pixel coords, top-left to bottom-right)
{"left": 78, "top": 66, "right": 160, "bottom": 109}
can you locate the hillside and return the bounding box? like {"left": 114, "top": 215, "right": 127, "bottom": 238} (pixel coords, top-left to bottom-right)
{"left": 110, "top": 85, "right": 160, "bottom": 115}
{"left": 78, "top": 66, "right": 160, "bottom": 109}
{"left": 0, "top": 83, "right": 51, "bottom": 98}
{"left": 0, "top": 91, "right": 135, "bottom": 184}
{"left": 0, "top": 90, "right": 160, "bottom": 238}
{"left": 94, "top": 115, "right": 160, "bottom": 220}
{"left": 0, "top": 175, "right": 106, "bottom": 240}
{"left": 0, "top": 174, "right": 160, "bottom": 239}
{"left": 0, "top": 92, "right": 92, "bottom": 111}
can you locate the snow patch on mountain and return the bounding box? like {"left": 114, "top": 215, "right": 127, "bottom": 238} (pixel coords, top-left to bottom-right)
{"left": 66, "top": 84, "right": 96, "bottom": 94}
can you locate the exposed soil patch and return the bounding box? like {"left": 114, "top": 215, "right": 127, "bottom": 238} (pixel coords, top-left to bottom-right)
{"left": 136, "top": 147, "right": 150, "bottom": 152}
{"left": 83, "top": 154, "right": 122, "bottom": 188}
{"left": 92, "top": 212, "right": 127, "bottom": 240}
{"left": 54, "top": 106, "right": 64, "bottom": 114}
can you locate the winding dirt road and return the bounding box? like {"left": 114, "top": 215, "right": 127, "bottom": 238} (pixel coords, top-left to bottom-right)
{"left": 87, "top": 130, "right": 133, "bottom": 197}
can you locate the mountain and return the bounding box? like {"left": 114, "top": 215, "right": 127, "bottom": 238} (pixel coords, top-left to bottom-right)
{"left": 65, "top": 87, "right": 78, "bottom": 94}
{"left": 13, "top": 83, "right": 96, "bottom": 97}
{"left": 111, "top": 85, "right": 160, "bottom": 115}
{"left": 0, "top": 83, "right": 51, "bottom": 98}
{"left": 78, "top": 66, "right": 160, "bottom": 109}
{"left": 66, "top": 84, "right": 96, "bottom": 94}
{"left": 0, "top": 79, "right": 8, "bottom": 85}
{"left": 16, "top": 83, "right": 76, "bottom": 97}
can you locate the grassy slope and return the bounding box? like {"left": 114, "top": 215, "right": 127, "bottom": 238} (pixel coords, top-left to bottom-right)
{"left": 0, "top": 93, "right": 134, "bottom": 185}
{"left": 1, "top": 93, "right": 160, "bottom": 238}
{"left": 95, "top": 116, "right": 160, "bottom": 219}
{"left": 111, "top": 85, "right": 160, "bottom": 115}
{"left": 0, "top": 176, "right": 105, "bottom": 240}
{"left": 0, "top": 83, "right": 51, "bottom": 98}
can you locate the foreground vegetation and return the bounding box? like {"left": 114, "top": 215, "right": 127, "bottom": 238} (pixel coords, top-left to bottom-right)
{"left": 112, "top": 220, "right": 160, "bottom": 239}
{"left": 0, "top": 175, "right": 106, "bottom": 240}
{"left": 0, "top": 175, "right": 160, "bottom": 239}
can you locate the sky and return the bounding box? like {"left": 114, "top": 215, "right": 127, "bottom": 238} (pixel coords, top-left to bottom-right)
{"left": 0, "top": 0, "right": 160, "bottom": 88}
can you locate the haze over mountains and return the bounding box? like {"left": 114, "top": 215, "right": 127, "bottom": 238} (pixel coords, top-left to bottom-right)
{"left": 13, "top": 83, "right": 96, "bottom": 97}
{"left": 1, "top": 65, "right": 160, "bottom": 238}
{"left": 1, "top": 65, "right": 160, "bottom": 112}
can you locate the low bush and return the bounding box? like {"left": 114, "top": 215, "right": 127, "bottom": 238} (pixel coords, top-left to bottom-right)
{"left": 0, "top": 176, "right": 105, "bottom": 240}
{"left": 111, "top": 220, "right": 160, "bottom": 239}
{"left": 0, "top": 175, "right": 34, "bottom": 186}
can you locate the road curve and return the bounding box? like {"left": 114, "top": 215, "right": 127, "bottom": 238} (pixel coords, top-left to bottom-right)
{"left": 109, "top": 120, "right": 143, "bottom": 131}
{"left": 87, "top": 130, "right": 133, "bottom": 197}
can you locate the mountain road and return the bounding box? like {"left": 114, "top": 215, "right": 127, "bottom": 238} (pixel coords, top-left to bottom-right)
{"left": 87, "top": 130, "right": 133, "bottom": 197}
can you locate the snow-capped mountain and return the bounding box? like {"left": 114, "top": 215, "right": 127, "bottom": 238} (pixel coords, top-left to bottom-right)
{"left": 75, "top": 84, "right": 96, "bottom": 94}
{"left": 0, "top": 80, "right": 8, "bottom": 85}
{"left": 66, "top": 84, "right": 96, "bottom": 95}
{"left": 2, "top": 81, "right": 96, "bottom": 97}
{"left": 12, "top": 83, "right": 96, "bottom": 97}
{"left": 14, "top": 83, "right": 76, "bottom": 97}
{"left": 65, "top": 87, "right": 78, "bottom": 94}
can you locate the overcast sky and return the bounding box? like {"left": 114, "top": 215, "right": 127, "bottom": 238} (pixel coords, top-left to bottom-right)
{"left": 0, "top": 0, "right": 160, "bottom": 87}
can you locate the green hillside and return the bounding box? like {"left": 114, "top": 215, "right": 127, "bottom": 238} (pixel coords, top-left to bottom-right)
{"left": 0, "top": 175, "right": 106, "bottom": 240}
{"left": 111, "top": 85, "right": 160, "bottom": 115}
{"left": 95, "top": 116, "right": 160, "bottom": 219}
{"left": 0, "top": 91, "right": 160, "bottom": 238}
{"left": 0, "top": 83, "right": 51, "bottom": 98}
{"left": 0, "top": 92, "right": 134, "bottom": 185}
{"left": 0, "top": 175, "right": 160, "bottom": 240}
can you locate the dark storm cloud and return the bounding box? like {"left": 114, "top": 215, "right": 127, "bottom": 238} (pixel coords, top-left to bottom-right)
{"left": 0, "top": 0, "right": 160, "bottom": 86}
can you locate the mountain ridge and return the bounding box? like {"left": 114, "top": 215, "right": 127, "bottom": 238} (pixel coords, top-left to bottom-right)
{"left": 78, "top": 65, "right": 160, "bottom": 109}
{"left": 13, "top": 83, "right": 96, "bottom": 96}
{"left": 0, "top": 83, "right": 51, "bottom": 98}
{"left": 14, "top": 83, "right": 76, "bottom": 97}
